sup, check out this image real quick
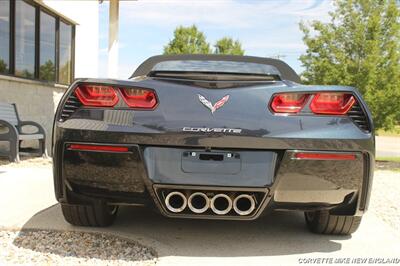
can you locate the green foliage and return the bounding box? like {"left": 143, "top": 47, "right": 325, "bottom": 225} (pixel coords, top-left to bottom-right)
{"left": 164, "top": 25, "right": 245, "bottom": 55}
{"left": 377, "top": 125, "right": 400, "bottom": 136}
{"left": 164, "top": 25, "right": 211, "bottom": 54}
{"left": 300, "top": 0, "right": 400, "bottom": 130}
{"left": 15, "top": 69, "right": 34, "bottom": 79}
{"left": 214, "top": 37, "right": 244, "bottom": 55}
{"left": 39, "top": 60, "right": 55, "bottom": 81}
{"left": 0, "top": 59, "right": 8, "bottom": 73}
{"left": 376, "top": 157, "right": 400, "bottom": 163}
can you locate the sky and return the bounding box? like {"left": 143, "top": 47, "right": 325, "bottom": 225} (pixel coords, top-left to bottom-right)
{"left": 98, "top": 0, "right": 334, "bottom": 79}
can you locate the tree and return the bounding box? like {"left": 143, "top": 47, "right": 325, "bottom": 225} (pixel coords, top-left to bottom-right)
{"left": 39, "top": 60, "right": 55, "bottom": 81}
{"left": 300, "top": 0, "right": 400, "bottom": 130}
{"left": 164, "top": 25, "right": 211, "bottom": 54}
{"left": 164, "top": 25, "right": 245, "bottom": 56}
{"left": 0, "top": 59, "right": 8, "bottom": 73}
{"left": 214, "top": 37, "right": 244, "bottom": 55}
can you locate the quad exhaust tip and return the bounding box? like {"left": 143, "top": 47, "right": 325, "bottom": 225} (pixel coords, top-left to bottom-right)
{"left": 164, "top": 191, "right": 256, "bottom": 216}
{"left": 188, "top": 192, "right": 210, "bottom": 214}
{"left": 210, "top": 194, "right": 233, "bottom": 215}
{"left": 165, "top": 191, "right": 187, "bottom": 213}
{"left": 233, "top": 194, "right": 256, "bottom": 216}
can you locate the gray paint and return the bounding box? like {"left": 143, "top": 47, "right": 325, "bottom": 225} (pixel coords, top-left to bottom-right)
{"left": 144, "top": 147, "right": 277, "bottom": 187}
{"left": 52, "top": 61, "right": 375, "bottom": 219}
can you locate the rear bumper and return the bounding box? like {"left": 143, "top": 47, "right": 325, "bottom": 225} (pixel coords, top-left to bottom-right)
{"left": 53, "top": 130, "right": 374, "bottom": 219}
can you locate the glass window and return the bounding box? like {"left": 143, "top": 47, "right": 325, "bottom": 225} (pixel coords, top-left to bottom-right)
{"left": 0, "top": 0, "right": 10, "bottom": 74}
{"left": 15, "top": 0, "right": 36, "bottom": 78}
{"left": 59, "top": 21, "right": 72, "bottom": 84}
{"left": 152, "top": 60, "right": 281, "bottom": 76}
{"left": 39, "top": 12, "right": 56, "bottom": 81}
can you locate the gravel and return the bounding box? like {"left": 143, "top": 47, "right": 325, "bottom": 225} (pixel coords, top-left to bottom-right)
{"left": 369, "top": 169, "right": 400, "bottom": 233}
{"left": 0, "top": 230, "right": 157, "bottom": 266}
{"left": 0, "top": 157, "right": 52, "bottom": 168}
{"left": 375, "top": 160, "right": 400, "bottom": 171}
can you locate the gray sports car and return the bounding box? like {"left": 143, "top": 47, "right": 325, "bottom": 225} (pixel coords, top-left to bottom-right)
{"left": 53, "top": 55, "right": 374, "bottom": 235}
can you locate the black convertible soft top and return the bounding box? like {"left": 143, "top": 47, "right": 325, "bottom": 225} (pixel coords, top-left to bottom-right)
{"left": 131, "top": 54, "right": 301, "bottom": 83}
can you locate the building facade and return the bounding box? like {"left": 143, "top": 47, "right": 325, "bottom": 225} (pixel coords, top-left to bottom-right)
{"left": 0, "top": 0, "right": 99, "bottom": 154}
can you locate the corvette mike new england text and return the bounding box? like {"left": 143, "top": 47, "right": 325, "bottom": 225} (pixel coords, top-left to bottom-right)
{"left": 297, "top": 257, "right": 400, "bottom": 264}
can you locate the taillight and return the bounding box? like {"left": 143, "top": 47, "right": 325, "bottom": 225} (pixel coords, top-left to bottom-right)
{"left": 310, "top": 93, "right": 355, "bottom": 115}
{"left": 270, "top": 92, "right": 357, "bottom": 115}
{"left": 120, "top": 88, "right": 158, "bottom": 109}
{"left": 74, "top": 84, "right": 158, "bottom": 109}
{"left": 75, "top": 85, "right": 118, "bottom": 107}
{"left": 270, "top": 93, "right": 309, "bottom": 113}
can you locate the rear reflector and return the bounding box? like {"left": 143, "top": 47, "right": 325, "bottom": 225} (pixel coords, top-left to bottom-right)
{"left": 120, "top": 88, "right": 158, "bottom": 109}
{"left": 67, "top": 144, "right": 129, "bottom": 153}
{"left": 270, "top": 93, "right": 309, "bottom": 113}
{"left": 75, "top": 85, "right": 118, "bottom": 107}
{"left": 310, "top": 93, "right": 355, "bottom": 115}
{"left": 294, "top": 152, "right": 356, "bottom": 160}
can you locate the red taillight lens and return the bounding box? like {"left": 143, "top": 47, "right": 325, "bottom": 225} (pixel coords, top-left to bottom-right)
{"left": 270, "top": 93, "right": 309, "bottom": 113}
{"left": 75, "top": 85, "right": 118, "bottom": 107}
{"left": 120, "top": 88, "right": 158, "bottom": 109}
{"left": 310, "top": 93, "right": 355, "bottom": 115}
{"left": 74, "top": 84, "right": 159, "bottom": 109}
{"left": 294, "top": 152, "right": 356, "bottom": 161}
{"left": 68, "top": 144, "right": 129, "bottom": 153}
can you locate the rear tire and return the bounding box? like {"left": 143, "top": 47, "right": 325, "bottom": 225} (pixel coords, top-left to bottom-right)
{"left": 61, "top": 203, "right": 118, "bottom": 227}
{"left": 304, "top": 211, "right": 362, "bottom": 235}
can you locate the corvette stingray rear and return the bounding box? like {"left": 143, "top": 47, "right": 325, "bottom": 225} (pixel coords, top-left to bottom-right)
{"left": 52, "top": 55, "right": 374, "bottom": 235}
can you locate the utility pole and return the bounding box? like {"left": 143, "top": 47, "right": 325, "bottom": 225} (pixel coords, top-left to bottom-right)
{"left": 108, "top": 0, "right": 119, "bottom": 78}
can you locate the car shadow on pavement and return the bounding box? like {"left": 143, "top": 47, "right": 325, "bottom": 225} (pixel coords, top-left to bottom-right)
{"left": 15, "top": 204, "right": 349, "bottom": 259}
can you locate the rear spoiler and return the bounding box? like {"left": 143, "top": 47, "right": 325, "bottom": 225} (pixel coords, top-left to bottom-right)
{"left": 130, "top": 54, "right": 301, "bottom": 83}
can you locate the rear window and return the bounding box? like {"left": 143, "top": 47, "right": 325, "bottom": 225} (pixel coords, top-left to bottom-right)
{"left": 151, "top": 60, "right": 281, "bottom": 76}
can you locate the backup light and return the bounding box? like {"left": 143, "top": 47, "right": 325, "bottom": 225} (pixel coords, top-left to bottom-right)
{"left": 310, "top": 93, "right": 355, "bottom": 115}
{"left": 270, "top": 93, "right": 309, "bottom": 113}
{"left": 120, "top": 88, "right": 158, "bottom": 109}
{"left": 75, "top": 85, "right": 118, "bottom": 107}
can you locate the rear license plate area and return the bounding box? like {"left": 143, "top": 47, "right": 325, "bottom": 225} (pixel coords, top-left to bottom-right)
{"left": 143, "top": 147, "right": 277, "bottom": 187}
{"left": 182, "top": 151, "right": 241, "bottom": 174}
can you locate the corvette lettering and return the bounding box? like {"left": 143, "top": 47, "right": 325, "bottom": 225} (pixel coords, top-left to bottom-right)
{"left": 182, "top": 127, "right": 242, "bottom": 133}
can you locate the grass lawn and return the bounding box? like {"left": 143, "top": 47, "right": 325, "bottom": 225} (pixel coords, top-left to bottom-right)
{"left": 376, "top": 125, "right": 400, "bottom": 137}
{"left": 376, "top": 157, "right": 400, "bottom": 163}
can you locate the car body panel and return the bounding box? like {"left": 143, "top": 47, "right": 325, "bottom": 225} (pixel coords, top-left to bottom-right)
{"left": 53, "top": 56, "right": 374, "bottom": 220}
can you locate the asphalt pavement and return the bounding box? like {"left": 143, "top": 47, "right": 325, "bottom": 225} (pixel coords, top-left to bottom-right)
{"left": 1, "top": 166, "right": 399, "bottom": 266}
{"left": 376, "top": 136, "right": 400, "bottom": 157}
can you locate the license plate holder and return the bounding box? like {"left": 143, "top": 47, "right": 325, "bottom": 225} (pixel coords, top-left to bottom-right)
{"left": 181, "top": 151, "right": 241, "bottom": 174}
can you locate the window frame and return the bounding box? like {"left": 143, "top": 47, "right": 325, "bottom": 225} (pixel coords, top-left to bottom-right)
{"left": 38, "top": 9, "right": 57, "bottom": 82}
{"left": 2, "top": 0, "right": 75, "bottom": 85}
{"left": 0, "top": 0, "right": 11, "bottom": 74}
{"left": 14, "top": 0, "right": 37, "bottom": 79}
{"left": 58, "top": 18, "right": 74, "bottom": 85}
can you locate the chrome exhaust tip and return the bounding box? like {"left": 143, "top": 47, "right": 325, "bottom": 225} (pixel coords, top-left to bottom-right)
{"left": 210, "top": 194, "right": 232, "bottom": 215}
{"left": 188, "top": 192, "right": 210, "bottom": 214}
{"left": 233, "top": 194, "right": 256, "bottom": 216}
{"left": 165, "top": 191, "right": 187, "bottom": 213}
